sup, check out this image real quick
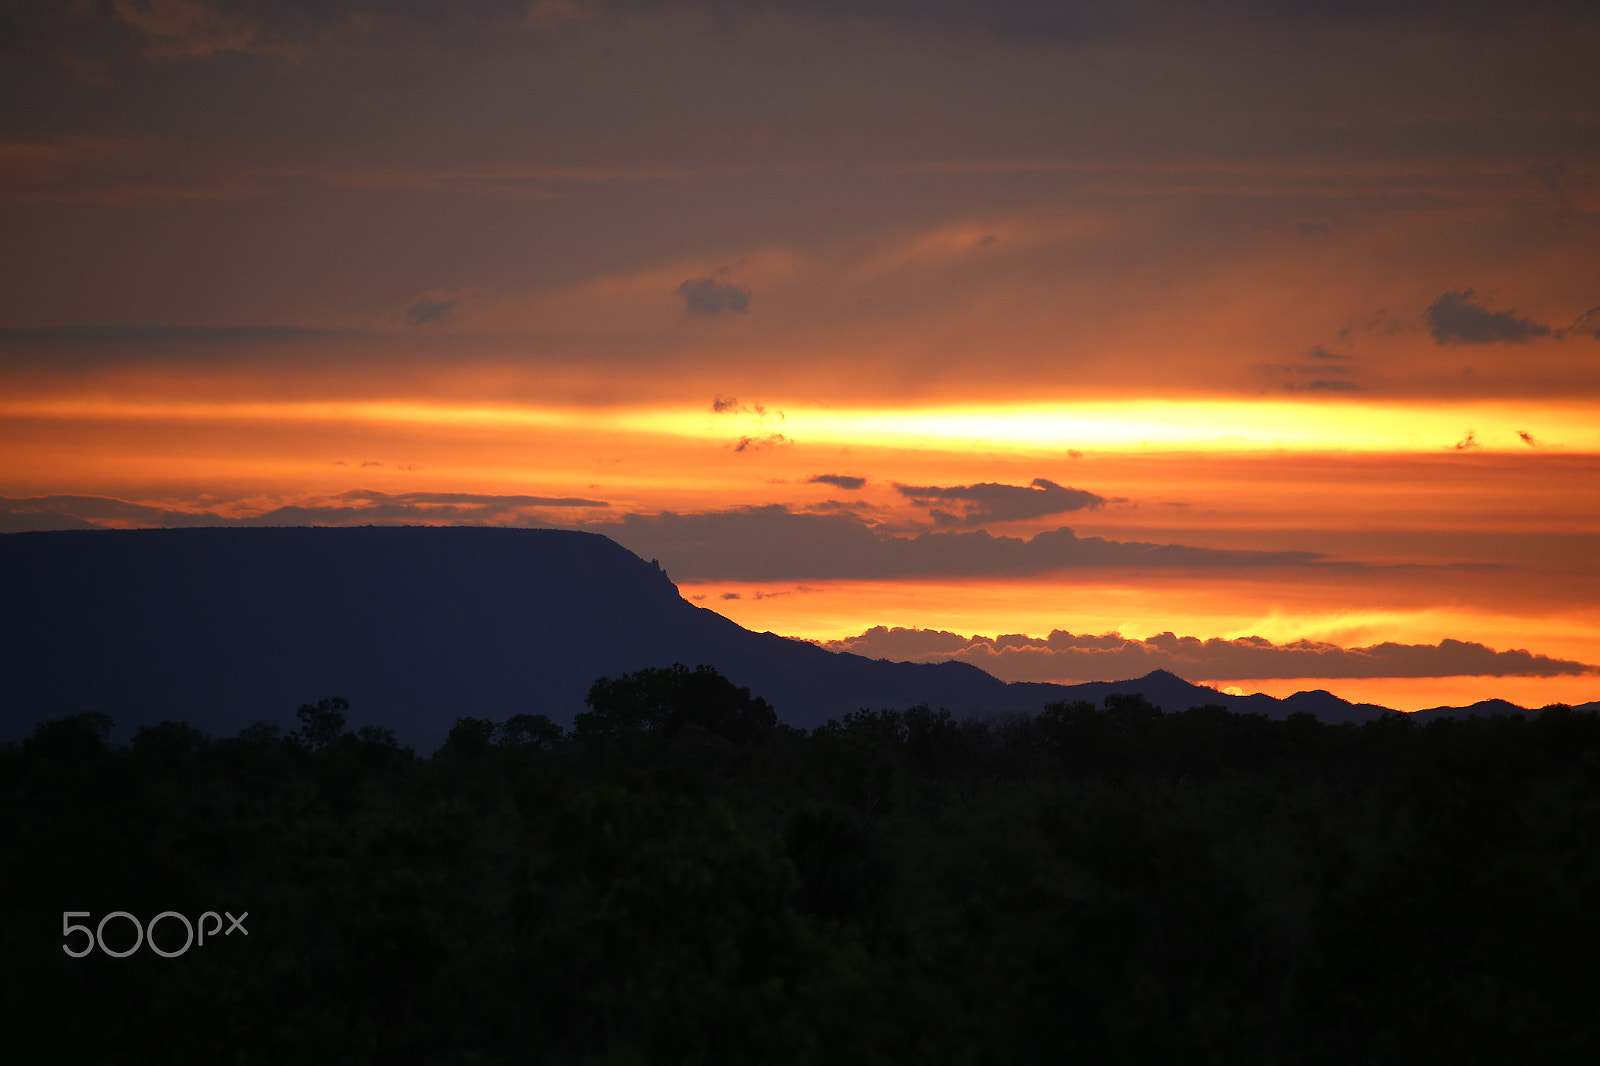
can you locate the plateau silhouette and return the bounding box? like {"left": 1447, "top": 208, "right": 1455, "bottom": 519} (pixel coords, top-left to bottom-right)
{"left": 0, "top": 526, "right": 1574, "bottom": 749}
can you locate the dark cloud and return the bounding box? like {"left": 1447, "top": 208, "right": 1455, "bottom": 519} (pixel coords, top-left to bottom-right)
{"left": 0, "top": 495, "right": 1371, "bottom": 584}
{"left": 1258, "top": 355, "right": 1358, "bottom": 397}
{"left": 1264, "top": 348, "right": 1362, "bottom": 393}
{"left": 0, "top": 493, "right": 260, "bottom": 533}
{"left": 1452, "top": 430, "right": 1480, "bottom": 451}
{"left": 377, "top": 491, "right": 607, "bottom": 507}
{"left": 1427, "top": 289, "right": 1553, "bottom": 345}
{"left": 1257, "top": 360, "right": 1351, "bottom": 377}
{"left": 1286, "top": 379, "right": 1359, "bottom": 392}
{"left": 1517, "top": 430, "right": 1541, "bottom": 447}
{"left": 1335, "top": 309, "right": 1405, "bottom": 343}
{"left": 820, "top": 626, "right": 1598, "bottom": 681}
{"left": 672, "top": 0, "right": 1597, "bottom": 45}
{"left": 800, "top": 499, "right": 873, "bottom": 515}
{"left": 733, "top": 433, "right": 790, "bottom": 452}
{"left": 679, "top": 277, "right": 751, "bottom": 317}
{"left": 43, "top": 0, "right": 1600, "bottom": 66}
{"left": 711, "top": 396, "right": 786, "bottom": 450}
{"left": 237, "top": 490, "right": 609, "bottom": 525}
{"left": 894, "top": 478, "right": 1106, "bottom": 525}
{"left": 558, "top": 0, "right": 1150, "bottom": 44}
{"left": 587, "top": 505, "right": 1328, "bottom": 581}
{"left": 809, "top": 474, "right": 866, "bottom": 490}
{"left": 0, "top": 495, "right": 159, "bottom": 532}
{"left": 709, "top": 396, "right": 779, "bottom": 417}
{"left": 403, "top": 294, "right": 457, "bottom": 326}
{"left": 0, "top": 490, "right": 608, "bottom": 533}
{"left": 820, "top": 626, "right": 976, "bottom": 659}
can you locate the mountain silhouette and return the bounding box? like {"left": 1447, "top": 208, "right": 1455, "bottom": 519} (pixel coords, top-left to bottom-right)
{"left": 0, "top": 526, "right": 1537, "bottom": 750}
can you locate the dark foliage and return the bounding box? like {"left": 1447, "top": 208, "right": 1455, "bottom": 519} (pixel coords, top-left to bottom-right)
{"left": 576, "top": 662, "right": 778, "bottom": 746}
{"left": 3, "top": 670, "right": 1598, "bottom": 1063}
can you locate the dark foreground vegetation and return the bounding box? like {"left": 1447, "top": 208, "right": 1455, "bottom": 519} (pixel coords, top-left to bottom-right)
{"left": 4, "top": 665, "right": 1599, "bottom": 1064}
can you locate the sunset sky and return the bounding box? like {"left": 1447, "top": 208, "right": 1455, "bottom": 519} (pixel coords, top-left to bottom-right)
{"left": 3, "top": 0, "right": 1597, "bottom": 709}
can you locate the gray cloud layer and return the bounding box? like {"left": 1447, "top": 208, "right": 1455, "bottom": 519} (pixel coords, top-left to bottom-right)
{"left": 590, "top": 505, "right": 1327, "bottom": 580}
{"left": 0, "top": 491, "right": 607, "bottom": 533}
{"left": 0, "top": 493, "right": 1370, "bottom": 580}
{"left": 1427, "top": 290, "right": 1554, "bottom": 344}
{"left": 678, "top": 277, "right": 752, "bottom": 317}
{"left": 895, "top": 478, "right": 1107, "bottom": 526}
{"left": 822, "top": 626, "right": 1598, "bottom": 680}
{"left": 57, "top": 0, "right": 1599, "bottom": 57}
{"left": 404, "top": 295, "right": 457, "bottom": 326}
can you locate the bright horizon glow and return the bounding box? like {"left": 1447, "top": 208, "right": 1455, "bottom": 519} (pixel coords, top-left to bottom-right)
{"left": 678, "top": 576, "right": 1600, "bottom": 667}
{"left": 677, "top": 578, "right": 1600, "bottom": 711}
{"left": 4, "top": 395, "right": 1596, "bottom": 455}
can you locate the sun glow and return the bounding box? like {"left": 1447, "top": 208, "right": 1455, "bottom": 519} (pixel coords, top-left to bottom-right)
{"left": 783, "top": 401, "right": 1600, "bottom": 454}
{"left": 5, "top": 395, "right": 1596, "bottom": 456}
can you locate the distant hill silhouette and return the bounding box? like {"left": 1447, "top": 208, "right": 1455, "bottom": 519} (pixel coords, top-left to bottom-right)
{"left": 1409, "top": 698, "right": 1529, "bottom": 724}
{"left": 0, "top": 526, "right": 1549, "bottom": 750}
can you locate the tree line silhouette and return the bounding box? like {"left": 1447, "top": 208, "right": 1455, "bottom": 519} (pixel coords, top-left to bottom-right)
{"left": 4, "top": 664, "right": 1598, "bottom": 1063}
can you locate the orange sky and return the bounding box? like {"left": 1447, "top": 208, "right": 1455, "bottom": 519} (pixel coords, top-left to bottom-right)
{"left": 3, "top": 0, "right": 1598, "bottom": 711}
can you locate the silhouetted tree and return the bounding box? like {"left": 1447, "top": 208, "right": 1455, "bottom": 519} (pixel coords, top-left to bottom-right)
{"left": 23, "top": 710, "right": 114, "bottom": 763}
{"left": 294, "top": 696, "right": 349, "bottom": 751}
{"left": 130, "top": 719, "right": 208, "bottom": 769}
{"left": 356, "top": 723, "right": 399, "bottom": 749}
{"left": 498, "top": 713, "right": 565, "bottom": 750}
{"left": 575, "top": 663, "right": 776, "bottom": 746}
{"left": 440, "top": 715, "right": 498, "bottom": 758}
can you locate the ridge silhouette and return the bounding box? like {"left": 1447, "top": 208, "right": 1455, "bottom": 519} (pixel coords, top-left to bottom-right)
{"left": 0, "top": 526, "right": 1550, "bottom": 749}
